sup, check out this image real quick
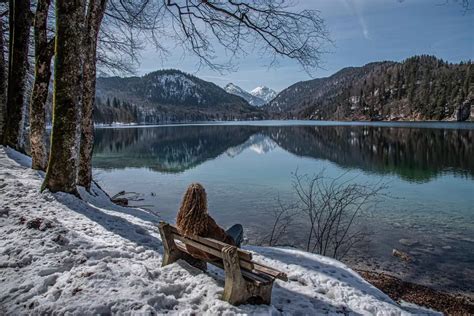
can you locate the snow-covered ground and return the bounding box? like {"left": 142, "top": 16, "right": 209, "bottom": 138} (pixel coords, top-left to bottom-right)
{"left": 0, "top": 146, "right": 439, "bottom": 315}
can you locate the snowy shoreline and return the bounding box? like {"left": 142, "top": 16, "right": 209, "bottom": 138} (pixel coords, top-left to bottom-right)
{"left": 0, "top": 146, "right": 438, "bottom": 315}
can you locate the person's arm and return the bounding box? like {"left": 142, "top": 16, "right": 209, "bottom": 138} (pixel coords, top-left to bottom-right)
{"left": 206, "top": 216, "right": 235, "bottom": 246}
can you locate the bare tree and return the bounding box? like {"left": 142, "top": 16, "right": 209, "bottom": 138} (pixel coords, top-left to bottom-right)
{"left": 42, "top": 0, "right": 85, "bottom": 194}
{"left": 291, "top": 169, "right": 386, "bottom": 260}
{"left": 96, "top": 23, "right": 141, "bottom": 75}
{"left": 29, "top": 0, "right": 54, "bottom": 171}
{"left": 78, "top": 0, "right": 107, "bottom": 190}
{"left": 3, "top": 0, "right": 32, "bottom": 150}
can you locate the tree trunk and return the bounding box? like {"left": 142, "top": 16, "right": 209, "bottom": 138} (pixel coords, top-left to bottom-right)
{"left": 29, "top": 0, "right": 54, "bottom": 171}
{"left": 42, "top": 0, "right": 84, "bottom": 194}
{"left": 0, "top": 16, "right": 6, "bottom": 142}
{"left": 78, "top": 0, "right": 107, "bottom": 190}
{"left": 4, "top": 0, "right": 31, "bottom": 149}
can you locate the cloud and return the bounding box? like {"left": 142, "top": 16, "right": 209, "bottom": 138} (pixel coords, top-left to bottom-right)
{"left": 340, "top": 0, "right": 371, "bottom": 40}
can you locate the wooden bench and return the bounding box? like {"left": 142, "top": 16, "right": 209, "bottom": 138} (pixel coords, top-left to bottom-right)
{"left": 158, "top": 221, "right": 288, "bottom": 305}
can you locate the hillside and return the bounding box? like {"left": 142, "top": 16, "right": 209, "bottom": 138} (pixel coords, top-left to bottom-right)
{"left": 266, "top": 56, "right": 473, "bottom": 121}
{"left": 95, "top": 70, "right": 265, "bottom": 124}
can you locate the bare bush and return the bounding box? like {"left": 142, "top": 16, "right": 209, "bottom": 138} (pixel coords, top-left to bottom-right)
{"left": 261, "top": 169, "right": 387, "bottom": 260}
{"left": 291, "top": 169, "right": 387, "bottom": 260}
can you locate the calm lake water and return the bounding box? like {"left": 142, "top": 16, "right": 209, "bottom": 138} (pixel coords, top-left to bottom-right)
{"left": 92, "top": 121, "right": 474, "bottom": 295}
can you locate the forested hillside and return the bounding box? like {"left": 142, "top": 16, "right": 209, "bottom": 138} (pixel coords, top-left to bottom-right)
{"left": 267, "top": 56, "right": 473, "bottom": 121}
{"left": 94, "top": 69, "right": 265, "bottom": 124}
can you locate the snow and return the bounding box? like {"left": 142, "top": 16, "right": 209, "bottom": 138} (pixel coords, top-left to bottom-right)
{"left": 250, "top": 86, "right": 277, "bottom": 103}
{"left": 0, "top": 146, "right": 439, "bottom": 315}
{"left": 149, "top": 73, "right": 202, "bottom": 104}
{"left": 224, "top": 83, "right": 266, "bottom": 107}
{"left": 225, "top": 134, "right": 277, "bottom": 157}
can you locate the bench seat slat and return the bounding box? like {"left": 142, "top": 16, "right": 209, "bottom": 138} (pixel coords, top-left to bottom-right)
{"left": 169, "top": 226, "right": 253, "bottom": 261}
{"left": 174, "top": 243, "right": 272, "bottom": 285}
{"left": 252, "top": 262, "right": 288, "bottom": 282}
{"left": 172, "top": 233, "right": 256, "bottom": 271}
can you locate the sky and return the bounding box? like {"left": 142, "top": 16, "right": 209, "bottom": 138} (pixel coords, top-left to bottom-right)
{"left": 136, "top": 0, "right": 474, "bottom": 92}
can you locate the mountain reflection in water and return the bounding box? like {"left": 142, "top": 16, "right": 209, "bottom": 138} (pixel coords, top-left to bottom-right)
{"left": 93, "top": 124, "right": 474, "bottom": 182}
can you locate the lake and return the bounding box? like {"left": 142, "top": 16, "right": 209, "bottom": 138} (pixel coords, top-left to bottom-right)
{"left": 92, "top": 121, "right": 474, "bottom": 295}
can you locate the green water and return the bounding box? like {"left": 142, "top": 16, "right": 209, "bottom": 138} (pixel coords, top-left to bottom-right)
{"left": 92, "top": 121, "right": 474, "bottom": 294}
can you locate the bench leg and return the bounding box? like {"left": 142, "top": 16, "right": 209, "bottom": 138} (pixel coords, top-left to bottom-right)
{"left": 221, "top": 245, "right": 273, "bottom": 305}
{"left": 158, "top": 222, "right": 207, "bottom": 271}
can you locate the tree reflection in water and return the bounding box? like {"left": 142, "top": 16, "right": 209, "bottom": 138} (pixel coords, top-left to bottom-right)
{"left": 93, "top": 124, "right": 474, "bottom": 182}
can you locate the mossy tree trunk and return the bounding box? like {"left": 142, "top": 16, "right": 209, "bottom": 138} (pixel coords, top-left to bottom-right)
{"left": 4, "top": 0, "right": 31, "bottom": 149}
{"left": 78, "top": 0, "right": 107, "bottom": 190}
{"left": 29, "top": 0, "right": 55, "bottom": 171}
{"left": 0, "top": 16, "right": 6, "bottom": 142}
{"left": 42, "top": 0, "right": 85, "bottom": 194}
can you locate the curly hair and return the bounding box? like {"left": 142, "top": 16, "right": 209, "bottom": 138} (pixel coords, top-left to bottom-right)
{"left": 176, "top": 183, "right": 209, "bottom": 237}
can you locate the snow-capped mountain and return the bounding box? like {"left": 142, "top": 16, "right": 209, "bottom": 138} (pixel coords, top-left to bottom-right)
{"left": 224, "top": 83, "right": 266, "bottom": 107}
{"left": 224, "top": 83, "right": 277, "bottom": 107}
{"left": 250, "top": 86, "right": 277, "bottom": 104}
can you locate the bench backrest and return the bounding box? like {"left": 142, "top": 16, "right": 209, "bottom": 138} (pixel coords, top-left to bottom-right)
{"left": 159, "top": 222, "right": 288, "bottom": 282}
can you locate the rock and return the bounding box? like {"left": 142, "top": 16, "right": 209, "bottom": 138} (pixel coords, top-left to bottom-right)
{"left": 26, "top": 218, "right": 53, "bottom": 231}
{"left": 112, "top": 197, "right": 128, "bottom": 206}
{"left": 456, "top": 100, "right": 472, "bottom": 121}
{"left": 392, "top": 249, "right": 411, "bottom": 262}
{"left": 52, "top": 234, "right": 69, "bottom": 246}
{"left": 398, "top": 238, "right": 419, "bottom": 246}
{"left": 0, "top": 207, "right": 10, "bottom": 217}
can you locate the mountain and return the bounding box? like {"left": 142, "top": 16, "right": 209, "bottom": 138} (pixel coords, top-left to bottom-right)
{"left": 94, "top": 69, "right": 265, "bottom": 124}
{"left": 224, "top": 83, "right": 265, "bottom": 107}
{"left": 92, "top": 56, "right": 472, "bottom": 124}
{"left": 267, "top": 56, "right": 473, "bottom": 121}
{"left": 224, "top": 83, "right": 277, "bottom": 107}
{"left": 250, "top": 86, "right": 277, "bottom": 104}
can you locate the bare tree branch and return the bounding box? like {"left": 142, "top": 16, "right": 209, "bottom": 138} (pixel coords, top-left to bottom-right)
{"left": 101, "top": 0, "right": 330, "bottom": 75}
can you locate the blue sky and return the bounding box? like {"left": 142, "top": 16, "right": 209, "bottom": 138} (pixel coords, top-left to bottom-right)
{"left": 137, "top": 0, "right": 473, "bottom": 92}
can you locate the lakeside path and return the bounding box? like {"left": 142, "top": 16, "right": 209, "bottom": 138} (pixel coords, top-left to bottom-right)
{"left": 0, "top": 146, "right": 438, "bottom": 315}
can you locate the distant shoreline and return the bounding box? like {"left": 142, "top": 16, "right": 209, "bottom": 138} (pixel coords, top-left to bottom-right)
{"left": 92, "top": 119, "right": 474, "bottom": 130}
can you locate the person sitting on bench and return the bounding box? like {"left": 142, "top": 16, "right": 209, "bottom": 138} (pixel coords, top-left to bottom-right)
{"left": 176, "top": 183, "right": 243, "bottom": 261}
